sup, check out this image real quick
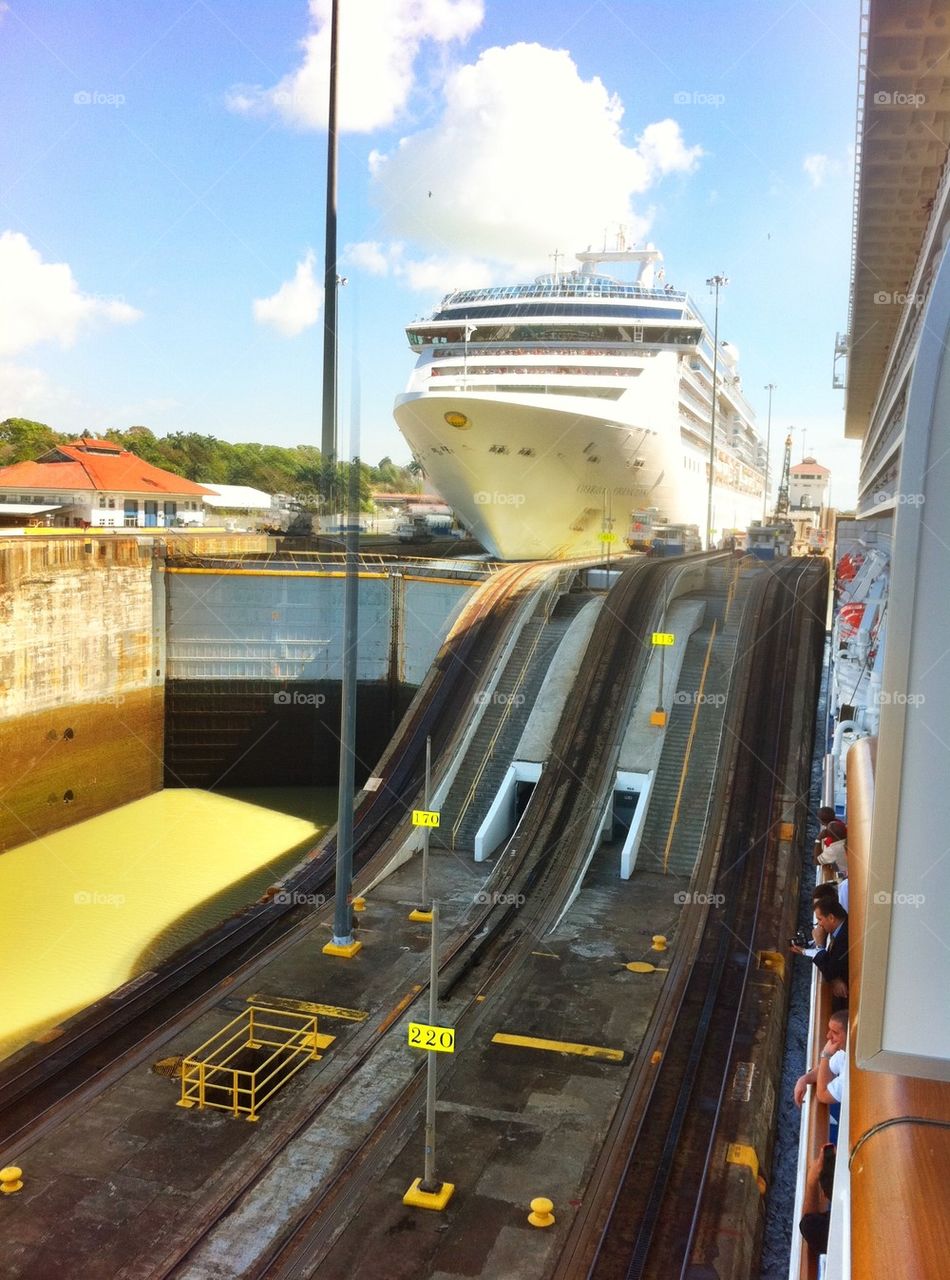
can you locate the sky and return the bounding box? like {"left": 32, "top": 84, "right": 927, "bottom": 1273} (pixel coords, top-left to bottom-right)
{"left": 1, "top": 0, "right": 862, "bottom": 505}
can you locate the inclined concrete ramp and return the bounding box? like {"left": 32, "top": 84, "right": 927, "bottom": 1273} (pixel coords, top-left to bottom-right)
{"left": 515, "top": 597, "right": 603, "bottom": 763}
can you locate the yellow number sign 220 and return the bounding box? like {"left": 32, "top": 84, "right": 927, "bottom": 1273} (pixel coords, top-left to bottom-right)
{"left": 408, "top": 1022, "right": 455, "bottom": 1053}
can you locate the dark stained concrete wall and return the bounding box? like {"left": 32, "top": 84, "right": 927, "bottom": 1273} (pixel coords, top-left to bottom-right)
{"left": 0, "top": 539, "right": 164, "bottom": 852}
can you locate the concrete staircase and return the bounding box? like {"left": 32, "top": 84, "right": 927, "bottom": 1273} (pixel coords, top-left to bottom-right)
{"left": 435, "top": 591, "right": 590, "bottom": 851}
{"left": 636, "top": 570, "right": 748, "bottom": 878}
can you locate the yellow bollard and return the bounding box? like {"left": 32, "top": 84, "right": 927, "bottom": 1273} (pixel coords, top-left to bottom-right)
{"left": 651, "top": 934, "right": 668, "bottom": 952}
{"left": 352, "top": 897, "right": 366, "bottom": 913}
{"left": 0, "top": 1167, "right": 23, "bottom": 1195}
{"left": 528, "top": 1196, "right": 555, "bottom": 1228}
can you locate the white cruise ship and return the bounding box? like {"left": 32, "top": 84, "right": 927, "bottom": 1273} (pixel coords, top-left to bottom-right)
{"left": 393, "top": 245, "right": 766, "bottom": 560}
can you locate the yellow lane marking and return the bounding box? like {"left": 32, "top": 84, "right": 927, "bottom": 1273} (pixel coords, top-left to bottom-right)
{"left": 165, "top": 568, "right": 483, "bottom": 586}
{"left": 246, "top": 994, "right": 368, "bottom": 1021}
{"left": 168, "top": 568, "right": 389, "bottom": 579}
{"left": 491, "top": 1033, "right": 624, "bottom": 1062}
{"left": 377, "top": 984, "right": 424, "bottom": 1035}
{"left": 530, "top": 951, "right": 560, "bottom": 959}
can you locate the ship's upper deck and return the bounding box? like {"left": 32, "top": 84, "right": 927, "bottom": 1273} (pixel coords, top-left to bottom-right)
{"left": 439, "top": 278, "right": 690, "bottom": 308}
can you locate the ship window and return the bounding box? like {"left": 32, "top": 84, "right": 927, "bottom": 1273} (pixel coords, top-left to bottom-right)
{"left": 488, "top": 445, "right": 510, "bottom": 454}
{"left": 518, "top": 448, "right": 536, "bottom": 457}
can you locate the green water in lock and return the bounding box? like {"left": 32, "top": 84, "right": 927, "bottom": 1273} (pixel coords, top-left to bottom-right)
{"left": 1, "top": 787, "right": 337, "bottom": 1060}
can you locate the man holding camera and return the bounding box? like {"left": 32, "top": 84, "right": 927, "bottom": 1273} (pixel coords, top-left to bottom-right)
{"left": 790, "top": 900, "right": 849, "bottom": 1007}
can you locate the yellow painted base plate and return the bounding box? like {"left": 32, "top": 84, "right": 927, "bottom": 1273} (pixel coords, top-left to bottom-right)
{"left": 322, "top": 939, "right": 363, "bottom": 958}
{"left": 408, "top": 908, "right": 433, "bottom": 922}
{"left": 403, "top": 1177, "right": 455, "bottom": 1210}
{"left": 649, "top": 710, "right": 667, "bottom": 727}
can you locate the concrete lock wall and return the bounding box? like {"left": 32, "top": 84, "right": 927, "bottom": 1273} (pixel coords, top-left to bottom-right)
{"left": 163, "top": 569, "right": 470, "bottom": 788}
{"left": 0, "top": 539, "right": 165, "bottom": 853}
{"left": 0, "top": 545, "right": 472, "bottom": 850}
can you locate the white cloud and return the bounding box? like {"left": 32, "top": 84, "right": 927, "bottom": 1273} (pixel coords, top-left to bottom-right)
{"left": 227, "top": 0, "right": 484, "bottom": 133}
{"left": 0, "top": 361, "right": 53, "bottom": 410}
{"left": 803, "top": 153, "right": 839, "bottom": 188}
{"left": 342, "top": 239, "right": 494, "bottom": 292}
{"left": 367, "top": 43, "right": 702, "bottom": 272}
{"left": 344, "top": 241, "right": 391, "bottom": 276}
{"left": 0, "top": 230, "right": 141, "bottom": 358}
{"left": 253, "top": 250, "right": 323, "bottom": 337}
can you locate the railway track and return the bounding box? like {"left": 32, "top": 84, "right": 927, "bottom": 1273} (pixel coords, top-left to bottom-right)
{"left": 6, "top": 549, "right": 808, "bottom": 1280}
{"left": 0, "top": 557, "right": 562, "bottom": 1159}
{"left": 156, "top": 555, "right": 695, "bottom": 1279}
{"left": 552, "top": 558, "right": 826, "bottom": 1280}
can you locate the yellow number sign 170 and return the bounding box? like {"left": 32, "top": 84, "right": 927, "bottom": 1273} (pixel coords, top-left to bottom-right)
{"left": 412, "top": 809, "right": 440, "bottom": 828}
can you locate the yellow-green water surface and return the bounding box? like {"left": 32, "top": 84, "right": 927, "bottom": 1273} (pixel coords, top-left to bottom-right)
{"left": 1, "top": 787, "right": 337, "bottom": 1060}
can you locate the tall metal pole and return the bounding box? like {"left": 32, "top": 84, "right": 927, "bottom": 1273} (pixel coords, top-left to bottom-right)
{"left": 327, "top": 444, "right": 361, "bottom": 953}
{"left": 421, "top": 901, "right": 440, "bottom": 1192}
{"left": 763, "top": 383, "right": 776, "bottom": 521}
{"left": 421, "top": 737, "right": 431, "bottom": 911}
{"left": 705, "top": 274, "right": 728, "bottom": 550}
{"left": 320, "top": 0, "right": 340, "bottom": 524}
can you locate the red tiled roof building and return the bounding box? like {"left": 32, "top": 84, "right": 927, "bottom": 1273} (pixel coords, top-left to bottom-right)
{"left": 0, "top": 438, "right": 213, "bottom": 528}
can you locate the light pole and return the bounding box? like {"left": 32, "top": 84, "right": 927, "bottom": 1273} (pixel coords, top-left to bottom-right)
{"left": 463, "top": 324, "right": 476, "bottom": 382}
{"left": 763, "top": 383, "right": 777, "bottom": 522}
{"left": 705, "top": 274, "right": 728, "bottom": 550}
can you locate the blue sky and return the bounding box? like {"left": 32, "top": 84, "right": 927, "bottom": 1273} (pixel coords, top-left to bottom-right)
{"left": 1, "top": 0, "right": 861, "bottom": 503}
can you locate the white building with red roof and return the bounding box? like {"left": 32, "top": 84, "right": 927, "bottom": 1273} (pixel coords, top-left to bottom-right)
{"left": 789, "top": 456, "right": 830, "bottom": 511}
{"left": 0, "top": 438, "right": 213, "bottom": 528}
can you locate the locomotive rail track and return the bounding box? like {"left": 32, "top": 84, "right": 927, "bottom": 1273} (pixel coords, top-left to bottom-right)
{"left": 0, "top": 557, "right": 562, "bottom": 1159}
{"left": 155, "top": 555, "right": 685, "bottom": 1278}
{"left": 552, "top": 558, "right": 826, "bottom": 1280}
{"left": 4, "top": 553, "right": 827, "bottom": 1280}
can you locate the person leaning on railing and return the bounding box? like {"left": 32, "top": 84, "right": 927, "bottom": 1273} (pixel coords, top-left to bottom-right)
{"left": 799, "top": 1142, "right": 837, "bottom": 1259}
{"left": 793, "top": 1008, "right": 848, "bottom": 1107}
{"left": 791, "top": 899, "right": 849, "bottom": 1009}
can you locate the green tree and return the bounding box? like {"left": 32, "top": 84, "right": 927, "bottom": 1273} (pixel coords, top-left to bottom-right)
{"left": 105, "top": 425, "right": 166, "bottom": 465}
{"left": 0, "top": 418, "right": 65, "bottom": 465}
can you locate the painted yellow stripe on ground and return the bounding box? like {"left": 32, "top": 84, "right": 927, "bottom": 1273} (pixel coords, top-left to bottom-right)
{"left": 167, "top": 567, "right": 389, "bottom": 580}
{"left": 377, "top": 984, "right": 424, "bottom": 1035}
{"left": 491, "top": 1033, "right": 624, "bottom": 1062}
{"left": 246, "top": 994, "right": 368, "bottom": 1021}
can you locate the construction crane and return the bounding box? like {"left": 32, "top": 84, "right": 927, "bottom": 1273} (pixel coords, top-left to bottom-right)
{"left": 773, "top": 432, "right": 792, "bottom": 518}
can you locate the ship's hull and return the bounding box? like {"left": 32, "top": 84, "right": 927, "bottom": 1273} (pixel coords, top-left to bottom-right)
{"left": 394, "top": 390, "right": 763, "bottom": 559}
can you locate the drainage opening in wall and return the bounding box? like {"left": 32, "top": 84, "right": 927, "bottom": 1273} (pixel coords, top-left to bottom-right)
{"left": 63, "top": 728, "right": 74, "bottom": 740}
{"left": 63, "top": 790, "right": 75, "bottom": 803}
